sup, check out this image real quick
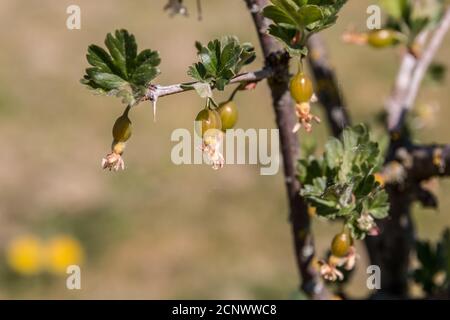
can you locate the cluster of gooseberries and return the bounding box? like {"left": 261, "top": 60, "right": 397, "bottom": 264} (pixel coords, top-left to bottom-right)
{"left": 194, "top": 94, "right": 239, "bottom": 170}
{"left": 289, "top": 64, "right": 321, "bottom": 133}
{"left": 101, "top": 86, "right": 241, "bottom": 171}
{"left": 102, "top": 106, "right": 132, "bottom": 171}
{"left": 319, "top": 229, "right": 357, "bottom": 282}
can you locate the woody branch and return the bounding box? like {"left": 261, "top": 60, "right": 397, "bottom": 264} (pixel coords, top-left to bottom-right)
{"left": 388, "top": 7, "right": 450, "bottom": 134}
{"left": 244, "top": 0, "right": 332, "bottom": 299}
{"left": 366, "top": 7, "right": 450, "bottom": 298}
{"left": 385, "top": 7, "right": 450, "bottom": 181}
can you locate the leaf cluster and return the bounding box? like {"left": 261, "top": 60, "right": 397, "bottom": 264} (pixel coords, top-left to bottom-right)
{"left": 81, "top": 29, "right": 161, "bottom": 106}
{"left": 187, "top": 36, "right": 256, "bottom": 91}
{"left": 262, "top": 0, "right": 348, "bottom": 57}
{"left": 298, "top": 124, "right": 389, "bottom": 239}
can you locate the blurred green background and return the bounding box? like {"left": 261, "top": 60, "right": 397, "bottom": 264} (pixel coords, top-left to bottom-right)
{"left": 0, "top": 0, "right": 449, "bottom": 299}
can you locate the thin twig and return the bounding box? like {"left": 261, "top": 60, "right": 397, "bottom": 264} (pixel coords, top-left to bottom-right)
{"left": 386, "top": 52, "right": 418, "bottom": 132}
{"left": 145, "top": 68, "right": 272, "bottom": 101}
{"left": 388, "top": 8, "right": 450, "bottom": 133}
{"left": 196, "top": 0, "right": 202, "bottom": 21}
{"left": 405, "top": 9, "right": 450, "bottom": 111}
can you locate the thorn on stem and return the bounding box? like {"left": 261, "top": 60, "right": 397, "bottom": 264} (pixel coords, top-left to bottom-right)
{"left": 152, "top": 100, "right": 157, "bottom": 122}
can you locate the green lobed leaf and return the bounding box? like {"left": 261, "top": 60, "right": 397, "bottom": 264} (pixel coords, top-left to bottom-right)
{"left": 324, "top": 137, "right": 343, "bottom": 169}
{"left": 104, "top": 30, "right": 137, "bottom": 79}
{"left": 81, "top": 29, "right": 161, "bottom": 106}
{"left": 188, "top": 63, "right": 208, "bottom": 82}
{"left": 263, "top": 4, "right": 299, "bottom": 27}
{"left": 267, "top": 0, "right": 303, "bottom": 27}
{"left": 187, "top": 36, "right": 256, "bottom": 92}
{"left": 365, "top": 190, "right": 389, "bottom": 219}
{"left": 299, "top": 5, "right": 323, "bottom": 26}
{"left": 263, "top": 0, "right": 347, "bottom": 57}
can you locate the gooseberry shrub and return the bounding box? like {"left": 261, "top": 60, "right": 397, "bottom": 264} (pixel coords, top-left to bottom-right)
{"left": 80, "top": 0, "right": 450, "bottom": 299}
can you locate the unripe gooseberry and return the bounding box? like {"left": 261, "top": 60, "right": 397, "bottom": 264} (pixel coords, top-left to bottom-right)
{"left": 195, "top": 109, "right": 222, "bottom": 137}
{"left": 112, "top": 113, "right": 132, "bottom": 142}
{"left": 331, "top": 231, "right": 352, "bottom": 258}
{"left": 217, "top": 101, "right": 238, "bottom": 131}
{"left": 367, "top": 29, "right": 398, "bottom": 48}
{"left": 290, "top": 72, "right": 313, "bottom": 103}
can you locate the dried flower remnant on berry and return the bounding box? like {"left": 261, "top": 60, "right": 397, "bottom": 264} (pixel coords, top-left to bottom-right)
{"left": 319, "top": 260, "right": 344, "bottom": 282}
{"left": 293, "top": 102, "right": 321, "bottom": 133}
{"left": 329, "top": 247, "right": 358, "bottom": 271}
{"left": 102, "top": 149, "right": 125, "bottom": 171}
{"left": 319, "top": 245, "right": 358, "bottom": 282}
{"left": 195, "top": 107, "right": 224, "bottom": 170}
{"left": 200, "top": 131, "right": 224, "bottom": 170}
{"left": 343, "top": 246, "right": 357, "bottom": 271}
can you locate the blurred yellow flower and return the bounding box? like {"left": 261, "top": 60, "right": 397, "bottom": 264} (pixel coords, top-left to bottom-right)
{"left": 6, "top": 235, "right": 44, "bottom": 276}
{"left": 45, "top": 235, "right": 84, "bottom": 275}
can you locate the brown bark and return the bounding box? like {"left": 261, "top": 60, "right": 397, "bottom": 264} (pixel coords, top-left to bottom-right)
{"left": 244, "top": 0, "right": 331, "bottom": 299}
{"left": 365, "top": 187, "right": 415, "bottom": 298}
